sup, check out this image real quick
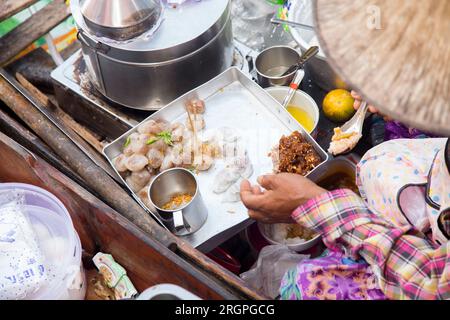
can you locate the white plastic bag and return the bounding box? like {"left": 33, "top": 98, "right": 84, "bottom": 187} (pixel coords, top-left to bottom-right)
{"left": 0, "top": 190, "right": 47, "bottom": 300}
{"left": 240, "top": 245, "right": 309, "bottom": 299}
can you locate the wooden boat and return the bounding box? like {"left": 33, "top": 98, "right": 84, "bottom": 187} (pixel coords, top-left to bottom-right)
{"left": 0, "top": 131, "right": 264, "bottom": 300}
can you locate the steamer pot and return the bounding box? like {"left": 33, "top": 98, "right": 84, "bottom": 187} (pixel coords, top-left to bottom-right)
{"left": 71, "top": 0, "right": 233, "bottom": 110}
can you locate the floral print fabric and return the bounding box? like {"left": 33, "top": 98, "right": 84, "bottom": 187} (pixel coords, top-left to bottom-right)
{"left": 280, "top": 250, "right": 386, "bottom": 300}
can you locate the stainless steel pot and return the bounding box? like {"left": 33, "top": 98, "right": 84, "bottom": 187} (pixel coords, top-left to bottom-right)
{"left": 71, "top": 0, "right": 233, "bottom": 110}
{"left": 149, "top": 168, "right": 208, "bottom": 236}
{"left": 255, "top": 45, "right": 300, "bottom": 88}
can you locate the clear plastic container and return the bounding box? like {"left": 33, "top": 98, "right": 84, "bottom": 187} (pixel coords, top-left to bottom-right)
{"left": 0, "top": 183, "right": 86, "bottom": 300}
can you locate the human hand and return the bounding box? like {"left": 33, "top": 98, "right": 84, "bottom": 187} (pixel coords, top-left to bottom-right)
{"left": 351, "top": 90, "right": 391, "bottom": 121}
{"left": 239, "top": 173, "right": 327, "bottom": 224}
{"left": 351, "top": 90, "right": 378, "bottom": 113}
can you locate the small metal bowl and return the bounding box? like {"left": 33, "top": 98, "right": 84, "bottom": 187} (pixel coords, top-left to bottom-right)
{"left": 255, "top": 45, "right": 301, "bottom": 87}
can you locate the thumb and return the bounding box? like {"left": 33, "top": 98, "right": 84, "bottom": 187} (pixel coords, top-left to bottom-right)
{"left": 257, "top": 174, "right": 277, "bottom": 190}
{"left": 240, "top": 179, "right": 252, "bottom": 194}
{"left": 240, "top": 180, "right": 264, "bottom": 210}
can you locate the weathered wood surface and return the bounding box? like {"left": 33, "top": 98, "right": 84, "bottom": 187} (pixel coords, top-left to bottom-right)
{"left": 0, "top": 69, "right": 176, "bottom": 250}
{"left": 0, "top": 0, "right": 70, "bottom": 66}
{"left": 315, "top": 0, "right": 450, "bottom": 135}
{"left": 0, "top": 0, "right": 39, "bottom": 21}
{"left": 13, "top": 72, "right": 118, "bottom": 182}
{"left": 0, "top": 106, "right": 86, "bottom": 187}
{"left": 0, "top": 132, "right": 242, "bottom": 300}
{"left": 16, "top": 72, "right": 106, "bottom": 153}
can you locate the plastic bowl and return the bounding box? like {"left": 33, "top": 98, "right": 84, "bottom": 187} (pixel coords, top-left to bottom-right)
{"left": 0, "top": 183, "right": 85, "bottom": 300}
{"left": 265, "top": 86, "right": 320, "bottom": 137}
{"left": 257, "top": 222, "right": 321, "bottom": 252}
{"left": 0, "top": 183, "right": 74, "bottom": 228}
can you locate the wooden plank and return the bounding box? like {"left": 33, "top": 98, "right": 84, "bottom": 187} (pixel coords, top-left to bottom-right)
{"left": 16, "top": 72, "right": 107, "bottom": 153}
{"left": 0, "top": 0, "right": 70, "bottom": 66}
{"left": 0, "top": 106, "right": 86, "bottom": 187}
{"left": 0, "top": 0, "right": 39, "bottom": 21}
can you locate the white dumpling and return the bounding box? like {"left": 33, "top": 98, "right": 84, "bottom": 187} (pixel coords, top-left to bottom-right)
{"left": 221, "top": 181, "right": 241, "bottom": 203}
{"left": 171, "top": 122, "right": 185, "bottom": 142}
{"left": 193, "top": 154, "right": 214, "bottom": 171}
{"left": 223, "top": 138, "right": 245, "bottom": 159}
{"left": 123, "top": 132, "right": 140, "bottom": 156}
{"left": 138, "top": 120, "right": 160, "bottom": 135}
{"left": 212, "top": 168, "right": 240, "bottom": 194}
{"left": 160, "top": 155, "right": 175, "bottom": 172}
{"left": 240, "top": 163, "right": 254, "bottom": 179}
{"left": 220, "top": 127, "right": 241, "bottom": 143}
{"left": 129, "top": 169, "right": 151, "bottom": 190}
{"left": 137, "top": 185, "right": 152, "bottom": 209}
{"left": 130, "top": 134, "right": 151, "bottom": 155}
{"left": 186, "top": 98, "right": 205, "bottom": 114}
{"left": 226, "top": 154, "right": 253, "bottom": 179}
{"left": 126, "top": 175, "right": 142, "bottom": 192}
{"left": 147, "top": 149, "right": 164, "bottom": 169}
{"left": 170, "top": 144, "right": 184, "bottom": 166}
{"left": 156, "top": 119, "right": 170, "bottom": 132}
{"left": 148, "top": 138, "right": 168, "bottom": 153}
{"left": 113, "top": 154, "right": 128, "bottom": 172}
{"left": 125, "top": 154, "right": 148, "bottom": 172}
{"left": 201, "top": 142, "right": 221, "bottom": 159}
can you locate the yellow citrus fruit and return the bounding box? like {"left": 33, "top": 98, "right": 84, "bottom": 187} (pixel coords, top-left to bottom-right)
{"left": 322, "top": 89, "right": 355, "bottom": 122}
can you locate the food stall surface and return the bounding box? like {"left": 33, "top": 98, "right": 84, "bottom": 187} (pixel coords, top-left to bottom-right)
{"left": 49, "top": 0, "right": 375, "bottom": 252}
{"left": 0, "top": 0, "right": 385, "bottom": 300}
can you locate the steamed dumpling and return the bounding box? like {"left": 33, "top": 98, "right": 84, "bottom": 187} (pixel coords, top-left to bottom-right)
{"left": 125, "top": 154, "right": 148, "bottom": 172}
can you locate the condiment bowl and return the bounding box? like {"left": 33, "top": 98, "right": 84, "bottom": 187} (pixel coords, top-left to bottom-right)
{"left": 265, "top": 86, "right": 320, "bottom": 137}
{"left": 255, "top": 46, "right": 301, "bottom": 87}
{"left": 257, "top": 222, "right": 322, "bottom": 252}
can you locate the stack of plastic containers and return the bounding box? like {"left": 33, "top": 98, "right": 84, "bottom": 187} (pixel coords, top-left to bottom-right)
{"left": 0, "top": 183, "right": 86, "bottom": 300}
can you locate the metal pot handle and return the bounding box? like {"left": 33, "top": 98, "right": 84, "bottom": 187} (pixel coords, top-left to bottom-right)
{"left": 77, "top": 30, "right": 110, "bottom": 55}
{"left": 173, "top": 210, "right": 191, "bottom": 232}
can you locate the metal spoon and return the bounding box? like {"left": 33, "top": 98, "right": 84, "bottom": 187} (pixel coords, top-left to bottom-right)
{"left": 271, "top": 17, "right": 315, "bottom": 32}
{"left": 340, "top": 101, "right": 369, "bottom": 134}
{"left": 280, "top": 47, "right": 319, "bottom": 109}
{"left": 281, "top": 46, "right": 319, "bottom": 77}
{"left": 329, "top": 101, "right": 369, "bottom": 155}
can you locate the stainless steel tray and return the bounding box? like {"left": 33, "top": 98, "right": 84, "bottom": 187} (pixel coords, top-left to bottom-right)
{"left": 103, "top": 67, "right": 328, "bottom": 251}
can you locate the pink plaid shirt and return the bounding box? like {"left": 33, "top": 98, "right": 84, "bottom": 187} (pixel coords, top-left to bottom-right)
{"left": 292, "top": 189, "right": 450, "bottom": 300}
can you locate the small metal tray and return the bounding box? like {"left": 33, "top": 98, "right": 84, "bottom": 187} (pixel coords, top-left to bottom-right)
{"left": 103, "top": 67, "right": 328, "bottom": 251}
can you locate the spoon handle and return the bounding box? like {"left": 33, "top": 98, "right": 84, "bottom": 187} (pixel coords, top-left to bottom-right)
{"left": 282, "top": 46, "right": 319, "bottom": 76}
{"left": 340, "top": 101, "right": 369, "bottom": 133}
{"left": 298, "top": 46, "right": 320, "bottom": 67}
{"left": 271, "top": 17, "right": 315, "bottom": 31}
{"left": 281, "top": 70, "right": 305, "bottom": 109}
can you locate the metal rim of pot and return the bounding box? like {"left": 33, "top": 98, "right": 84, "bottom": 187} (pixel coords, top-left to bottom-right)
{"left": 71, "top": 0, "right": 231, "bottom": 63}
{"left": 80, "top": 0, "right": 164, "bottom": 41}
{"left": 76, "top": 9, "right": 232, "bottom": 68}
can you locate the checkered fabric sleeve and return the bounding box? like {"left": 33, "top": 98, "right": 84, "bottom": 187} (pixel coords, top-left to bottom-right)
{"left": 292, "top": 189, "right": 450, "bottom": 300}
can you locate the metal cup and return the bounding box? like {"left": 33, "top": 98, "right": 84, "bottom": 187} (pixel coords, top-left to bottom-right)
{"left": 255, "top": 45, "right": 301, "bottom": 88}
{"left": 148, "top": 168, "right": 208, "bottom": 236}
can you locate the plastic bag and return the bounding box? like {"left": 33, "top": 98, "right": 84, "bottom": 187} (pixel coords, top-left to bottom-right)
{"left": 240, "top": 245, "right": 309, "bottom": 299}
{"left": 0, "top": 190, "right": 47, "bottom": 300}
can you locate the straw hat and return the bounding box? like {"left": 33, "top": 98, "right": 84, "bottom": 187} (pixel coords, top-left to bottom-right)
{"left": 314, "top": 0, "right": 450, "bottom": 135}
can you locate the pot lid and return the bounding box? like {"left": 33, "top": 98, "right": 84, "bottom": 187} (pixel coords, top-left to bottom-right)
{"left": 73, "top": 0, "right": 231, "bottom": 63}
{"left": 80, "top": 0, "right": 163, "bottom": 41}
{"left": 314, "top": 0, "right": 450, "bottom": 135}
